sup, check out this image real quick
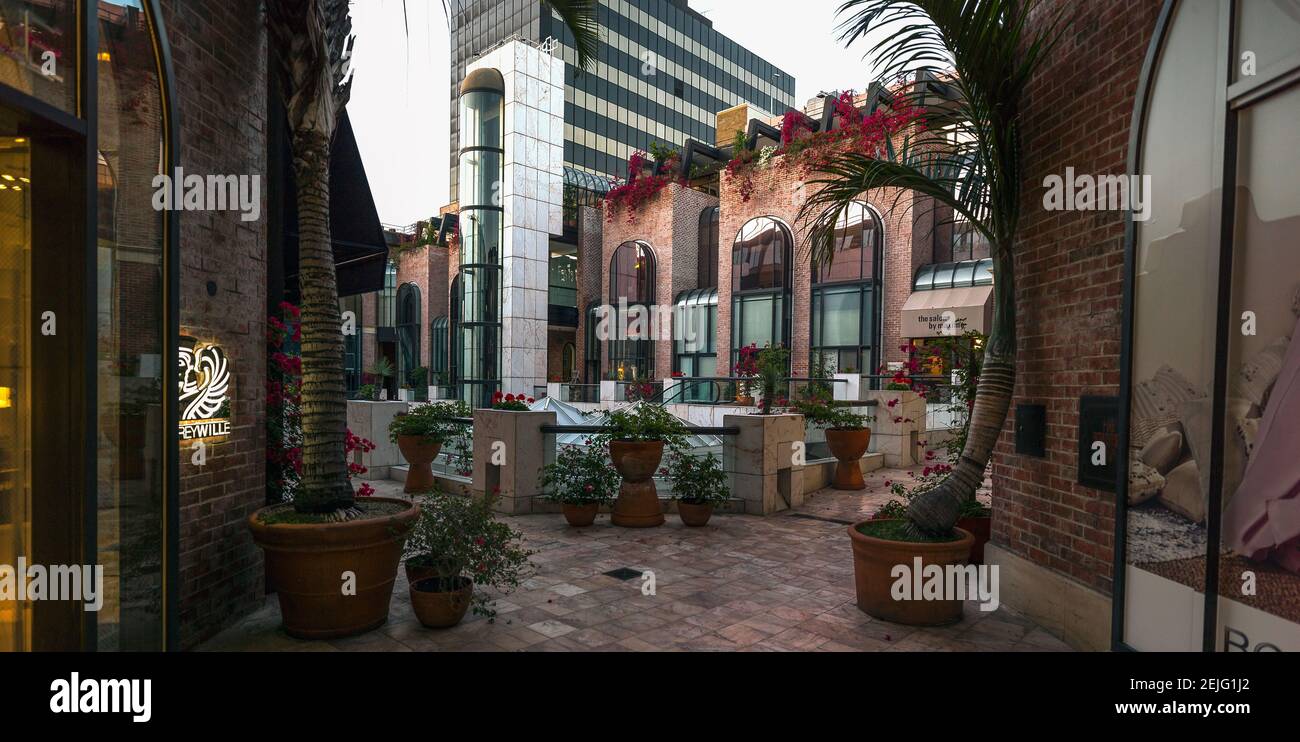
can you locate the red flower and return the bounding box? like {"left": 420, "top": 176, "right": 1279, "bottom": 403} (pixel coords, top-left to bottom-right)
{"left": 527, "top": 397, "right": 535, "bottom": 404}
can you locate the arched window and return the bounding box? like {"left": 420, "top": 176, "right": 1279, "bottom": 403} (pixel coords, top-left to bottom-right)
{"left": 698, "top": 206, "right": 719, "bottom": 288}
{"left": 561, "top": 343, "right": 577, "bottom": 382}
{"left": 608, "top": 241, "right": 656, "bottom": 379}
{"left": 396, "top": 283, "right": 422, "bottom": 389}
{"left": 731, "top": 217, "right": 792, "bottom": 365}
{"left": 811, "top": 202, "right": 883, "bottom": 375}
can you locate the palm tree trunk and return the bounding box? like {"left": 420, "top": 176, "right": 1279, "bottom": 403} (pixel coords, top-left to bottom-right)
{"left": 293, "top": 129, "right": 354, "bottom": 513}
{"left": 908, "top": 246, "right": 1016, "bottom": 534}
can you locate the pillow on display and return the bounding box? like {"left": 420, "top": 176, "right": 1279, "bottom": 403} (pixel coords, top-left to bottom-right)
{"left": 1138, "top": 428, "right": 1183, "bottom": 475}
{"left": 1159, "top": 460, "right": 1205, "bottom": 523}
{"left": 1180, "top": 396, "right": 1251, "bottom": 509}
{"left": 1234, "top": 336, "right": 1288, "bottom": 409}
{"left": 1131, "top": 365, "right": 1203, "bottom": 448}
{"left": 1127, "top": 457, "right": 1165, "bottom": 505}
{"left": 1237, "top": 416, "right": 1259, "bottom": 461}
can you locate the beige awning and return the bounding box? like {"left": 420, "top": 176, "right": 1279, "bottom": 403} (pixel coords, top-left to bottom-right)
{"left": 900, "top": 285, "right": 994, "bottom": 338}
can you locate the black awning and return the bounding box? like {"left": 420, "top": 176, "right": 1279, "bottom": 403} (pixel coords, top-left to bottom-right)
{"left": 277, "top": 108, "right": 388, "bottom": 301}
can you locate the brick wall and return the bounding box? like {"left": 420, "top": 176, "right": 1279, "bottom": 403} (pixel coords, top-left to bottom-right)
{"left": 990, "top": 0, "right": 1162, "bottom": 595}
{"left": 575, "top": 205, "right": 603, "bottom": 380}
{"left": 162, "top": 0, "right": 269, "bottom": 648}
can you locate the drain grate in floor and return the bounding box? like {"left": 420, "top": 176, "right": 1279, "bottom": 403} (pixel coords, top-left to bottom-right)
{"left": 602, "top": 567, "right": 644, "bottom": 581}
{"left": 788, "top": 513, "right": 856, "bottom": 526}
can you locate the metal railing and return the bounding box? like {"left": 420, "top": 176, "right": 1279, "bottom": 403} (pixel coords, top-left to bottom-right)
{"left": 653, "top": 377, "right": 850, "bottom": 406}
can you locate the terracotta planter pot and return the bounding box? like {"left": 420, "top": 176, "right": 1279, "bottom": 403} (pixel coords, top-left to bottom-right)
{"left": 248, "top": 497, "right": 418, "bottom": 639}
{"left": 677, "top": 501, "right": 713, "bottom": 527}
{"left": 825, "top": 428, "right": 871, "bottom": 490}
{"left": 735, "top": 394, "right": 754, "bottom": 406}
{"left": 562, "top": 503, "right": 599, "bottom": 527}
{"left": 958, "top": 515, "right": 991, "bottom": 565}
{"left": 410, "top": 576, "right": 473, "bottom": 629}
{"left": 396, "top": 435, "right": 442, "bottom": 494}
{"left": 608, "top": 439, "right": 665, "bottom": 528}
{"left": 848, "top": 519, "right": 974, "bottom": 626}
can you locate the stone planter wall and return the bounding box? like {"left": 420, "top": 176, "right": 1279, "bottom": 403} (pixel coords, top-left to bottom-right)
{"left": 472, "top": 408, "right": 556, "bottom": 514}
{"left": 862, "top": 390, "right": 926, "bottom": 467}
{"left": 346, "top": 400, "right": 410, "bottom": 480}
{"left": 723, "top": 413, "right": 806, "bottom": 515}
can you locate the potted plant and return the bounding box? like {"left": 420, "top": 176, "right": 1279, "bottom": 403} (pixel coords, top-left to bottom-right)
{"left": 388, "top": 400, "right": 468, "bottom": 493}
{"left": 540, "top": 442, "right": 620, "bottom": 526}
{"left": 849, "top": 517, "right": 973, "bottom": 625}
{"left": 665, "top": 447, "right": 728, "bottom": 526}
{"left": 732, "top": 343, "right": 758, "bottom": 404}
{"left": 602, "top": 404, "right": 686, "bottom": 528}
{"left": 795, "top": 394, "right": 874, "bottom": 490}
{"left": 403, "top": 491, "right": 532, "bottom": 628}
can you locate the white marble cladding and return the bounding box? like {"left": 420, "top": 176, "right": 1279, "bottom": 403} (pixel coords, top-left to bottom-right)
{"left": 467, "top": 40, "right": 564, "bottom": 396}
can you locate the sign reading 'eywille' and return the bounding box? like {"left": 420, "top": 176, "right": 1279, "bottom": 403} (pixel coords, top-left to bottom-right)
{"left": 178, "top": 341, "right": 231, "bottom": 440}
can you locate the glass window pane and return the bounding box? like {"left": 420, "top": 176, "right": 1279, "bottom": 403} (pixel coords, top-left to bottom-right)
{"left": 459, "top": 150, "right": 502, "bottom": 208}
{"left": 1234, "top": 0, "right": 1300, "bottom": 83}
{"left": 820, "top": 288, "right": 861, "bottom": 347}
{"left": 0, "top": 0, "right": 77, "bottom": 114}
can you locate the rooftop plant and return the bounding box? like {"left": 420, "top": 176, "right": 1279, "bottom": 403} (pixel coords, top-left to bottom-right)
{"left": 541, "top": 443, "right": 620, "bottom": 506}
{"left": 603, "top": 404, "right": 687, "bottom": 445}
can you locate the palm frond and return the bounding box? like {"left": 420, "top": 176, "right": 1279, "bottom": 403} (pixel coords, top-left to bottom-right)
{"left": 545, "top": 0, "right": 600, "bottom": 72}
{"left": 798, "top": 0, "right": 1068, "bottom": 269}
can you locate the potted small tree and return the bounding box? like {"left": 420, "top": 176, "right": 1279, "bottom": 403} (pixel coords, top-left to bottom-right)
{"left": 795, "top": 395, "right": 874, "bottom": 490}
{"left": 665, "top": 447, "right": 729, "bottom": 526}
{"left": 540, "top": 442, "right": 620, "bottom": 526}
{"left": 409, "top": 366, "right": 428, "bottom": 402}
{"left": 389, "top": 400, "right": 468, "bottom": 493}
{"left": 602, "top": 404, "right": 686, "bottom": 528}
{"left": 403, "top": 491, "right": 532, "bottom": 628}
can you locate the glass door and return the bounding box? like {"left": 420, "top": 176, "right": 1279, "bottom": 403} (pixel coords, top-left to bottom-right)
{"left": 0, "top": 137, "right": 31, "bottom": 651}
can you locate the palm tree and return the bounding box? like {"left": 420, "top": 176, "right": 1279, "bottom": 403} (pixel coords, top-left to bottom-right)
{"left": 799, "top": 0, "right": 1067, "bottom": 534}
{"left": 437, "top": 1, "right": 599, "bottom": 70}
{"left": 268, "top": 1, "right": 600, "bottom": 514}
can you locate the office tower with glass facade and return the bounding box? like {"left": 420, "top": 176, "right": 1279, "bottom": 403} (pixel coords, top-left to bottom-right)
{"left": 448, "top": 0, "right": 797, "bottom": 196}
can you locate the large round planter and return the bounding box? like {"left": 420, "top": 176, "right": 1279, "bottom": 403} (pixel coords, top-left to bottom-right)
{"left": 825, "top": 428, "right": 872, "bottom": 490}
{"left": 396, "top": 435, "right": 442, "bottom": 494}
{"left": 958, "top": 515, "right": 991, "bottom": 565}
{"left": 248, "top": 497, "right": 418, "bottom": 639}
{"left": 410, "top": 576, "right": 473, "bottom": 629}
{"left": 848, "top": 520, "right": 974, "bottom": 626}
{"left": 677, "top": 501, "right": 713, "bottom": 527}
{"left": 608, "top": 439, "right": 665, "bottom": 528}
{"left": 562, "top": 503, "right": 599, "bottom": 527}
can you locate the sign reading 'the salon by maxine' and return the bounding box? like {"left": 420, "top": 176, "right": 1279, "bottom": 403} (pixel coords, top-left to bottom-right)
{"left": 178, "top": 341, "right": 231, "bottom": 440}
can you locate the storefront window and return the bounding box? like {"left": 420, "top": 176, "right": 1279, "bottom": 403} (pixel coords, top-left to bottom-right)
{"left": 697, "top": 206, "right": 718, "bottom": 288}
{"left": 341, "top": 295, "right": 362, "bottom": 393}
{"left": 0, "top": 0, "right": 77, "bottom": 114}
{"left": 1121, "top": 0, "right": 1300, "bottom": 652}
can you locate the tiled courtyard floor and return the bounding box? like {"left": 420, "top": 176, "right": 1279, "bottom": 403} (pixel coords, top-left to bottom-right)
{"left": 200, "top": 472, "right": 1067, "bottom": 652}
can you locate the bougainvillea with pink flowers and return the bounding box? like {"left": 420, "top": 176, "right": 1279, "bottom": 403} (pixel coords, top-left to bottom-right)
{"left": 724, "top": 89, "right": 925, "bottom": 204}
{"left": 267, "top": 301, "right": 375, "bottom": 502}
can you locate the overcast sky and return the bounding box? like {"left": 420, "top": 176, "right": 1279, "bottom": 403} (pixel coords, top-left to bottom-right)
{"left": 348, "top": 0, "right": 888, "bottom": 226}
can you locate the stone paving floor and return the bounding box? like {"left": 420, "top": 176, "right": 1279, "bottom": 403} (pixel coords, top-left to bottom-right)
{"left": 200, "top": 472, "right": 1067, "bottom": 652}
